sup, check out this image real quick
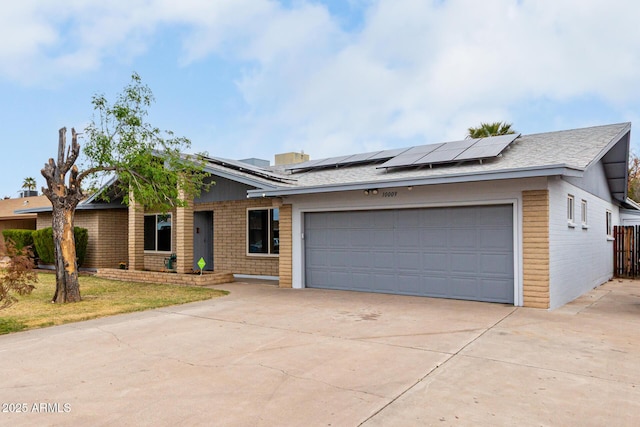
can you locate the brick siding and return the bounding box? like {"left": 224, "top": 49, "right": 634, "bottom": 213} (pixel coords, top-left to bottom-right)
{"left": 522, "top": 190, "right": 550, "bottom": 308}
{"left": 37, "top": 209, "right": 128, "bottom": 269}
{"left": 195, "top": 198, "right": 279, "bottom": 276}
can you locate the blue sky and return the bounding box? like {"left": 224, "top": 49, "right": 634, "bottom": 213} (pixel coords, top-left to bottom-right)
{"left": 1, "top": 0, "right": 639, "bottom": 197}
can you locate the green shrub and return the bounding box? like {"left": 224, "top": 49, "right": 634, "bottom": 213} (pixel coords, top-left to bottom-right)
{"left": 74, "top": 227, "right": 88, "bottom": 267}
{"left": 2, "top": 229, "right": 36, "bottom": 257}
{"left": 32, "top": 227, "right": 88, "bottom": 267}
{"left": 32, "top": 228, "right": 54, "bottom": 264}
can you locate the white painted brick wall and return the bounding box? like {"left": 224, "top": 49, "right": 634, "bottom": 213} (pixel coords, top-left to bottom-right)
{"left": 548, "top": 176, "right": 617, "bottom": 308}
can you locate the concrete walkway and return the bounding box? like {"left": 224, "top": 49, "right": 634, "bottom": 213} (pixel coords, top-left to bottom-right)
{"left": 0, "top": 279, "right": 638, "bottom": 426}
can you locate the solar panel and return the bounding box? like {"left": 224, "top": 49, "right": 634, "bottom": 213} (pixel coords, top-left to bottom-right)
{"left": 416, "top": 147, "right": 468, "bottom": 164}
{"left": 377, "top": 144, "right": 443, "bottom": 168}
{"left": 336, "top": 151, "right": 382, "bottom": 165}
{"left": 368, "top": 147, "right": 411, "bottom": 161}
{"left": 402, "top": 143, "right": 445, "bottom": 154}
{"left": 436, "top": 138, "right": 479, "bottom": 150}
{"left": 454, "top": 134, "right": 519, "bottom": 161}
{"left": 470, "top": 133, "right": 518, "bottom": 147}
{"left": 312, "top": 155, "right": 355, "bottom": 168}
{"left": 377, "top": 152, "right": 429, "bottom": 168}
{"left": 286, "top": 158, "right": 326, "bottom": 171}
{"left": 205, "top": 157, "right": 295, "bottom": 183}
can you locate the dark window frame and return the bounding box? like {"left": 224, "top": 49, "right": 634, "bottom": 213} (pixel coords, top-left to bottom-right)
{"left": 144, "top": 213, "right": 173, "bottom": 252}
{"left": 247, "top": 208, "right": 280, "bottom": 256}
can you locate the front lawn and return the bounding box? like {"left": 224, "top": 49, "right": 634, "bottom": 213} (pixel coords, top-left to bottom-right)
{"left": 0, "top": 273, "right": 228, "bottom": 334}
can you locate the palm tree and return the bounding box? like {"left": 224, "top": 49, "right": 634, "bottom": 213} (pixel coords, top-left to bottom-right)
{"left": 467, "top": 122, "right": 516, "bottom": 138}
{"left": 22, "top": 177, "right": 37, "bottom": 191}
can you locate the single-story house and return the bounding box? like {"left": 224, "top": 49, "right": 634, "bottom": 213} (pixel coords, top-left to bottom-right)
{"left": 0, "top": 194, "right": 51, "bottom": 251}
{"left": 19, "top": 122, "right": 635, "bottom": 309}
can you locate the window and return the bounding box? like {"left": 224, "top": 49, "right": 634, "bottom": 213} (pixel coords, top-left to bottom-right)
{"left": 144, "top": 213, "right": 172, "bottom": 252}
{"left": 581, "top": 199, "right": 588, "bottom": 226}
{"left": 567, "top": 195, "right": 575, "bottom": 226}
{"left": 247, "top": 208, "right": 279, "bottom": 255}
{"left": 606, "top": 210, "right": 613, "bottom": 237}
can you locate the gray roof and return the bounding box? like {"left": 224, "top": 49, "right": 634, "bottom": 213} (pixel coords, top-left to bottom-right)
{"left": 249, "top": 122, "right": 631, "bottom": 198}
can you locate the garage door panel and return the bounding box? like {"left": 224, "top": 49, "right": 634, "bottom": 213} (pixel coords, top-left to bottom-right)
{"left": 478, "top": 206, "right": 513, "bottom": 226}
{"left": 372, "top": 250, "right": 395, "bottom": 266}
{"left": 350, "top": 229, "right": 373, "bottom": 247}
{"left": 479, "top": 253, "right": 513, "bottom": 276}
{"left": 450, "top": 277, "right": 481, "bottom": 299}
{"left": 305, "top": 205, "right": 514, "bottom": 303}
{"left": 450, "top": 253, "right": 479, "bottom": 274}
{"left": 400, "top": 209, "right": 422, "bottom": 227}
{"left": 396, "top": 251, "right": 422, "bottom": 270}
{"left": 479, "top": 228, "right": 512, "bottom": 250}
{"left": 423, "top": 276, "right": 450, "bottom": 297}
{"left": 372, "top": 230, "right": 395, "bottom": 247}
{"left": 307, "top": 249, "right": 330, "bottom": 267}
{"left": 421, "top": 228, "right": 448, "bottom": 248}
{"left": 328, "top": 229, "right": 351, "bottom": 247}
{"left": 479, "top": 278, "right": 514, "bottom": 303}
{"left": 450, "top": 228, "right": 476, "bottom": 249}
{"left": 421, "top": 253, "right": 449, "bottom": 272}
{"left": 450, "top": 208, "right": 476, "bottom": 226}
{"left": 327, "top": 250, "right": 350, "bottom": 268}
{"left": 420, "top": 208, "right": 449, "bottom": 226}
{"left": 349, "top": 251, "right": 373, "bottom": 268}
{"left": 395, "top": 229, "right": 421, "bottom": 248}
{"left": 396, "top": 275, "right": 424, "bottom": 294}
{"left": 370, "top": 273, "right": 398, "bottom": 292}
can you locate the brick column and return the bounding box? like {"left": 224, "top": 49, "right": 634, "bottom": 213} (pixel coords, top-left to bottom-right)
{"left": 522, "top": 190, "right": 550, "bottom": 308}
{"left": 278, "top": 204, "right": 293, "bottom": 288}
{"left": 175, "top": 192, "right": 194, "bottom": 274}
{"left": 128, "top": 196, "right": 145, "bottom": 271}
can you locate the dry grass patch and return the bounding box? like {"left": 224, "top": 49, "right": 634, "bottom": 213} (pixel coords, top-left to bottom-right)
{"left": 0, "top": 273, "right": 228, "bottom": 334}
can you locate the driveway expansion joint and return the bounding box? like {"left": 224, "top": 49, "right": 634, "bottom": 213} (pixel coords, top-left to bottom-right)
{"left": 358, "top": 306, "right": 519, "bottom": 426}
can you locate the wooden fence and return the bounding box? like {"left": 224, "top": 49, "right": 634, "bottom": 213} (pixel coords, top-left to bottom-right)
{"left": 613, "top": 225, "right": 640, "bottom": 277}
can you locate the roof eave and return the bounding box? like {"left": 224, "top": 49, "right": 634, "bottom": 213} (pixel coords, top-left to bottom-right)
{"left": 247, "top": 164, "right": 583, "bottom": 198}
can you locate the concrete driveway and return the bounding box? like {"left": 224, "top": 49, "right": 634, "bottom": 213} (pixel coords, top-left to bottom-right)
{"left": 1, "top": 279, "right": 639, "bottom": 426}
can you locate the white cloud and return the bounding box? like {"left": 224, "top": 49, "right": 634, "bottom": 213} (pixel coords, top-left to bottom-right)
{"left": 1, "top": 0, "right": 639, "bottom": 158}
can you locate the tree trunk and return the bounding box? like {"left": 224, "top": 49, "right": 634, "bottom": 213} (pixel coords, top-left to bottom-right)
{"left": 41, "top": 127, "right": 84, "bottom": 304}
{"left": 51, "top": 205, "right": 80, "bottom": 303}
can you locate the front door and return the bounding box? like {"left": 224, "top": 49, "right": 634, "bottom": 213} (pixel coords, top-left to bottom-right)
{"left": 193, "top": 211, "right": 214, "bottom": 271}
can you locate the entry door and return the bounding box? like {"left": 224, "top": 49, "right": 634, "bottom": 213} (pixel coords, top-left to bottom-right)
{"left": 193, "top": 211, "right": 214, "bottom": 271}
{"left": 304, "top": 205, "right": 514, "bottom": 303}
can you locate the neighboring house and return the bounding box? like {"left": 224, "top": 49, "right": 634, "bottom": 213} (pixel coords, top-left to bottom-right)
{"left": 16, "top": 122, "right": 635, "bottom": 309}
{"left": 0, "top": 195, "right": 51, "bottom": 252}
{"left": 619, "top": 198, "right": 640, "bottom": 225}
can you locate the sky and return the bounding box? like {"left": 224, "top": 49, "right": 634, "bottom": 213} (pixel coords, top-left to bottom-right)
{"left": 1, "top": 0, "right": 639, "bottom": 198}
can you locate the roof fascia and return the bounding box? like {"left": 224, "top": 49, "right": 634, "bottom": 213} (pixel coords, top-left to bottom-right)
{"left": 584, "top": 125, "right": 631, "bottom": 203}
{"left": 587, "top": 123, "right": 631, "bottom": 167}
{"left": 247, "top": 164, "right": 583, "bottom": 198}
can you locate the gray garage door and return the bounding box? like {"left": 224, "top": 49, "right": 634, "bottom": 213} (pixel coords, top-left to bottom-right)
{"left": 304, "top": 205, "right": 514, "bottom": 303}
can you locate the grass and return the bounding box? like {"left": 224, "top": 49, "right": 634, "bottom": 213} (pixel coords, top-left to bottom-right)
{"left": 0, "top": 272, "right": 228, "bottom": 334}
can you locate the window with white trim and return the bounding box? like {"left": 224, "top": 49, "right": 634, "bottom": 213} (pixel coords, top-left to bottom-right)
{"left": 606, "top": 210, "right": 613, "bottom": 237}
{"left": 581, "top": 199, "right": 588, "bottom": 226}
{"left": 567, "top": 194, "right": 575, "bottom": 225}
{"left": 144, "top": 213, "right": 172, "bottom": 252}
{"left": 247, "top": 208, "right": 279, "bottom": 255}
